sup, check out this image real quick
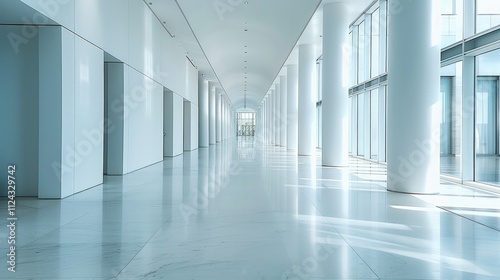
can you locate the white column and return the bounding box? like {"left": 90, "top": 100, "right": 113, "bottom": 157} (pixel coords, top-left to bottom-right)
{"left": 298, "top": 44, "right": 317, "bottom": 156}
{"left": 280, "top": 76, "right": 287, "bottom": 147}
{"left": 198, "top": 74, "right": 209, "bottom": 147}
{"left": 221, "top": 98, "right": 224, "bottom": 141}
{"left": 209, "top": 84, "right": 216, "bottom": 145}
{"left": 216, "top": 90, "right": 221, "bottom": 143}
{"left": 270, "top": 90, "right": 275, "bottom": 144}
{"left": 263, "top": 99, "right": 266, "bottom": 140}
{"left": 268, "top": 93, "right": 272, "bottom": 143}
{"left": 287, "top": 64, "right": 298, "bottom": 151}
{"left": 275, "top": 84, "right": 280, "bottom": 146}
{"left": 387, "top": 0, "right": 440, "bottom": 194}
{"left": 222, "top": 98, "right": 226, "bottom": 141}
{"left": 322, "top": 3, "right": 349, "bottom": 166}
{"left": 264, "top": 100, "right": 268, "bottom": 141}
{"left": 225, "top": 100, "right": 228, "bottom": 140}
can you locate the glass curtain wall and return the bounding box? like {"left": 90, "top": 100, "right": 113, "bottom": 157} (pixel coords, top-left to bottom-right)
{"left": 371, "top": 8, "right": 380, "bottom": 78}
{"left": 237, "top": 112, "right": 256, "bottom": 137}
{"left": 441, "top": 0, "right": 463, "bottom": 47}
{"left": 346, "top": 0, "right": 500, "bottom": 187}
{"left": 475, "top": 49, "right": 500, "bottom": 184}
{"left": 476, "top": 0, "right": 500, "bottom": 33}
{"left": 348, "top": 0, "right": 387, "bottom": 163}
{"left": 440, "top": 62, "right": 463, "bottom": 178}
{"left": 370, "top": 89, "right": 379, "bottom": 160}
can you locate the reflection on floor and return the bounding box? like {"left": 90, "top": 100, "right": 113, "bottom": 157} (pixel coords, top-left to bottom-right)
{"left": 440, "top": 155, "right": 461, "bottom": 178}
{"left": 441, "top": 154, "right": 500, "bottom": 187}
{"left": 475, "top": 155, "right": 500, "bottom": 185}
{"left": 1, "top": 137, "right": 500, "bottom": 279}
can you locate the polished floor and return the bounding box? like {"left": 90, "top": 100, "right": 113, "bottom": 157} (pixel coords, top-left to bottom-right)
{"left": 1, "top": 137, "right": 500, "bottom": 279}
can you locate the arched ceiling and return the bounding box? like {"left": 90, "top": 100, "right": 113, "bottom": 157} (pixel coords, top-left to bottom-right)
{"left": 147, "top": 0, "right": 371, "bottom": 111}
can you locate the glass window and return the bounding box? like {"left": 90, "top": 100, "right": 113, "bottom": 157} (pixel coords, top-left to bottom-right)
{"left": 475, "top": 48, "right": 500, "bottom": 184}
{"left": 357, "top": 93, "right": 365, "bottom": 156}
{"left": 358, "top": 21, "right": 366, "bottom": 83}
{"left": 237, "top": 112, "right": 256, "bottom": 136}
{"left": 349, "top": 96, "right": 358, "bottom": 155}
{"left": 370, "top": 89, "right": 379, "bottom": 159}
{"left": 350, "top": 30, "right": 358, "bottom": 86}
{"left": 441, "top": 0, "right": 463, "bottom": 47}
{"left": 476, "top": 0, "right": 500, "bottom": 33}
{"left": 371, "top": 8, "right": 380, "bottom": 78}
{"left": 439, "top": 62, "right": 464, "bottom": 179}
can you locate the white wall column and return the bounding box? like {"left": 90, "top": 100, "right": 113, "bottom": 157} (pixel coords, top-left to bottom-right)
{"left": 287, "top": 64, "right": 298, "bottom": 151}
{"left": 164, "top": 90, "right": 184, "bottom": 157}
{"left": 298, "top": 44, "right": 317, "bottom": 156}
{"left": 198, "top": 74, "right": 209, "bottom": 147}
{"left": 387, "top": 0, "right": 440, "bottom": 194}
{"left": 221, "top": 98, "right": 225, "bottom": 141}
{"left": 209, "top": 84, "right": 216, "bottom": 145}
{"left": 275, "top": 84, "right": 281, "bottom": 146}
{"left": 322, "top": 3, "right": 349, "bottom": 166}
{"left": 224, "top": 98, "right": 228, "bottom": 140}
{"left": 270, "top": 90, "right": 275, "bottom": 144}
{"left": 280, "top": 76, "right": 287, "bottom": 147}
{"left": 216, "top": 90, "right": 222, "bottom": 142}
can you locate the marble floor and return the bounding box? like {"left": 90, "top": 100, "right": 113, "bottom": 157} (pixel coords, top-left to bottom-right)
{"left": 1, "top": 137, "right": 500, "bottom": 279}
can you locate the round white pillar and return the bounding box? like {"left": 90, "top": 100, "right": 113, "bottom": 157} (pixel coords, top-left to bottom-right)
{"left": 322, "top": 3, "right": 349, "bottom": 166}
{"left": 287, "top": 64, "right": 298, "bottom": 151}
{"left": 298, "top": 44, "right": 317, "bottom": 156}
{"left": 270, "top": 90, "right": 275, "bottom": 144}
{"left": 387, "top": 0, "right": 440, "bottom": 194}
{"left": 209, "top": 84, "right": 216, "bottom": 145}
{"left": 275, "top": 84, "right": 281, "bottom": 146}
{"left": 216, "top": 91, "right": 221, "bottom": 143}
{"left": 198, "top": 74, "right": 209, "bottom": 147}
{"left": 280, "top": 76, "right": 287, "bottom": 147}
{"left": 222, "top": 99, "right": 226, "bottom": 141}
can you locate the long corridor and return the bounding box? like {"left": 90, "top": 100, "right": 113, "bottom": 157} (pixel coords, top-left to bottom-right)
{"left": 1, "top": 137, "right": 500, "bottom": 279}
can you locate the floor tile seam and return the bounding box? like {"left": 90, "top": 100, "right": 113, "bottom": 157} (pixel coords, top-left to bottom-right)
{"left": 114, "top": 225, "right": 164, "bottom": 278}
{"left": 436, "top": 206, "right": 500, "bottom": 233}
{"left": 7, "top": 211, "right": 92, "bottom": 252}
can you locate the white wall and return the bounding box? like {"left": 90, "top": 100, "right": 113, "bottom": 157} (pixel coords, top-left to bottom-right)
{"left": 73, "top": 35, "right": 104, "bottom": 193}
{"left": 126, "top": 66, "right": 164, "bottom": 172}
{"left": 105, "top": 63, "right": 164, "bottom": 174}
{"left": 186, "top": 59, "right": 199, "bottom": 104}
{"left": 38, "top": 26, "right": 75, "bottom": 199}
{"left": 1, "top": 0, "right": 201, "bottom": 197}
{"left": 20, "top": 0, "right": 192, "bottom": 101}
{"left": 0, "top": 26, "right": 39, "bottom": 196}
{"left": 38, "top": 27, "right": 104, "bottom": 198}
{"left": 164, "top": 91, "right": 184, "bottom": 157}
{"left": 184, "top": 101, "right": 199, "bottom": 151}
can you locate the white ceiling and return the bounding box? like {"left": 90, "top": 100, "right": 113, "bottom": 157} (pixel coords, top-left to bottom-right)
{"left": 147, "top": 0, "right": 372, "bottom": 111}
